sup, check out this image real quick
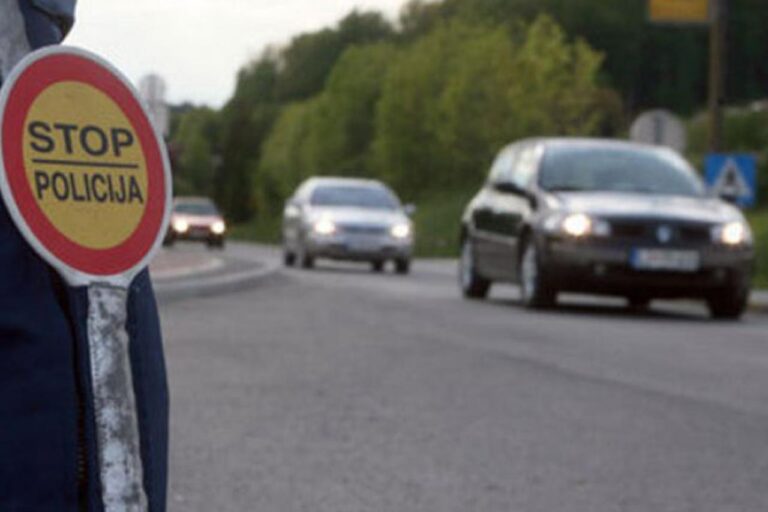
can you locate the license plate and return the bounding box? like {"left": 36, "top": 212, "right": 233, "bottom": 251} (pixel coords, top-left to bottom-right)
{"left": 630, "top": 249, "right": 700, "bottom": 272}
{"left": 348, "top": 237, "right": 379, "bottom": 252}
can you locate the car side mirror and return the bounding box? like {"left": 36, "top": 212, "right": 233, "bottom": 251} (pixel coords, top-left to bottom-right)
{"left": 717, "top": 190, "right": 740, "bottom": 206}
{"left": 493, "top": 181, "right": 525, "bottom": 195}
{"left": 493, "top": 181, "right": 538, "bottom": 210}
{"left": 403, "top": 204, "right": 416, "bottom": 216}
{"left": 284, "top": 200, "right": 301, "bottom": 217}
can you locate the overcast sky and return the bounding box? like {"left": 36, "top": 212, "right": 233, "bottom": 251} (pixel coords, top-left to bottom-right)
{"left": 66, "top": 0, "right": 406, "bottom": 108}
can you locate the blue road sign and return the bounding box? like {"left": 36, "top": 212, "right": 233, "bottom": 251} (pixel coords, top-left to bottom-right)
{"left": 705, "top": 154, "right": 757, "bottom": 208}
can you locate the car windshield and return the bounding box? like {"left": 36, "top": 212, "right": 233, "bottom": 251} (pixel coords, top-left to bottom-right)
{"left": 310, "top": 185, "right": 399, "bottom": 210}
{"left": 174, "top": 201, "right": 219, "bottom": 215}
{"left": 539, "top": 146, "right": 705, "bottom": 197}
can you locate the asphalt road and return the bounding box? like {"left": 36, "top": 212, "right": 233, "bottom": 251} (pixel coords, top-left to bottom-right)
{"left": 160, "top": 244, "right": 768, "bottom": 512}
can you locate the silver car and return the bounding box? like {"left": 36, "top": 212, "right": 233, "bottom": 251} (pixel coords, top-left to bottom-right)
{"left": 282, "top": 177, "right": 414, "bottom": 274}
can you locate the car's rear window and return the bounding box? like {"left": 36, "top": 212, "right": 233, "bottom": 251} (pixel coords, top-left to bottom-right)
{"left": 539, "top": 146, "right": 705, "bottom": 197}
{"left": 310, "top": 185, "right": 398, "bottom": 210}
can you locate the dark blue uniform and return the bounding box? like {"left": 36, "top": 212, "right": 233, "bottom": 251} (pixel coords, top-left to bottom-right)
{"left": 0, "top": 2, "right": 169, "bottom": 510}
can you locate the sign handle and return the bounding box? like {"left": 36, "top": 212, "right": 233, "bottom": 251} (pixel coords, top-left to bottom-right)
{"left": 87, "top": 284, "right": 148, "bottom": 512}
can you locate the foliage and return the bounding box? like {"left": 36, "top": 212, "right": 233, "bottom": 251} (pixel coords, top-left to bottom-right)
{"left": 411, "top": 189, "right": 474, "bottom": 257}
{"left": 435, "top": 0, "right": 768, "bottom": 115}
{"left": 275, "top": 10, "right": 394, "bottom": 102}
{"left": 216, "top": 56, "right": 280, "bottom": 221}
{"left": 302, "top": 43, "right": 396, "bottom": 179}
{"left": 746, "top": 210, "right": 768, "bottom": 287}
{"left": 372, "top": 15, "right": 605, "bottom": 195}
{"left": 256, "top": 99, "right": 319, "bottom": 215}
{"left": 170, "top": 107, "right": 219, "bottom": 196}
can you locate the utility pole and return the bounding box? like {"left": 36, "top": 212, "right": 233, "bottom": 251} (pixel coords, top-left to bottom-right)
{"left": 708, "top": 0, "right": 727, "bottom": 152}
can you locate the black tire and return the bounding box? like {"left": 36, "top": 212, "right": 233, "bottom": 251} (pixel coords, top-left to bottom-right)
{"left": 207, "top": 238, "right": 225, "bottom": 250}
{"left": 459, "top": 237, "right": 491, "bottom": 299}
{"left": 518, "top": 236, "right": 557, "bottom": 309}
{"left": 297, "top": 243, "right": 314, "bottom": 269}
{"left": 395, "top": 259, "right": 411, "bottom": 275}
{"left": 163, "top": 235, "right": 175, "bottom": 247}
{"left": 371, "top": 260, "right": 385, "bottom": 273}
{"left": 283, "top": 250, "right": 296, "bottom": 267}
{"left": 627, "top": 296, "right": 651, "bottom": 312}
{"left": 707, "top": 286, "right": 749, "bottom": 320}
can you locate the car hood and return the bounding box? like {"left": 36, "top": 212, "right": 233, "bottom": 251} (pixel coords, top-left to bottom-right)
{"left": 307, "top": 207, "right": 408, "bottom": 226}
{"left": 552, "top": 192, "right": 742, "bottom": 224}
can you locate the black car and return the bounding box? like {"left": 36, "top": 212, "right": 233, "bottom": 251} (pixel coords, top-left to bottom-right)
{"left": 459, "top": 138, "right": 755, "bottom": 319}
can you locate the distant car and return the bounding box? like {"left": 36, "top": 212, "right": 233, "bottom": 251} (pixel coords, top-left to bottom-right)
{"left": 282, "top": 177, "right": 414, "bottom": 273}
{"left": 165, "top": 197, "right": 226, "bottom": 249}
{"left": 459, "top": 138, "right": 755, "bottom": 319}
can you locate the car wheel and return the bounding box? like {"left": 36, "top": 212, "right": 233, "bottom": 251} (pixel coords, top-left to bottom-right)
{"left": 283, "top": 250, "right": 296, "bottom": 267}
{"left": 459, "top": 238, "right": 491, "bottom": 299}
{"left": 395, "top": 258, "right": 410, "bottom": 275}
{"left": 297, "top": 243, "right": 314, "bottom": 269}
{"left": 519, "top": 237, "right": 556, "bottom": 309}
{"left": 707, "top": 286, "right": 749, "bottom": 320}
{"left": 371, "top": 260, "right": 385, "bottom": 273}
{"left": 627, "top": 296, "right": 651, "bottom": 312}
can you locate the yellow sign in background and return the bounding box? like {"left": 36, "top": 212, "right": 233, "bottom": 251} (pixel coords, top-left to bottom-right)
{"left": 649, "top": 0, "right": 710, "bottom": 23}
{"left": 22, "top": 81, "right": 148, "bottom": 250}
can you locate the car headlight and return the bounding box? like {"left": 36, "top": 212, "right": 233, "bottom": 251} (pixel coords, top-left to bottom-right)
{"left": 549, "top": 213, "right": 610, "bottom": 238}
{"left": 313, "top": 218, "right": 336, "bottom": 236}
{"left": 390, "top": 223, "right": 412, "bottom": 239}
{"left": 562, "top": 213, "right": 592, "bottom": 237}
{"left": 172, "top": 218, "right": 189, "bottom": 234}
{"left": 211, "top": 221, "right": 226, "bottom": 235}
{"left": 712, "top": 221, "right": 752, "bottom": 246}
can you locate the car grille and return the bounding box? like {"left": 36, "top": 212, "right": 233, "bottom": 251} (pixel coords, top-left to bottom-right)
{"left": 608, "top": 219, "right": 712, "bottom": 245}
{"left": 339, "top": 224, "right": 389, "bottom": 236}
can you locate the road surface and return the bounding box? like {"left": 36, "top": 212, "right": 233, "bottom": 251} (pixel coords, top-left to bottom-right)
{"left": 160, "top": 244, "right": 768, "bottom": 512}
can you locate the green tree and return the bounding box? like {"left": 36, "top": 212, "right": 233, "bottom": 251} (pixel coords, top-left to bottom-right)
{"left": 275, "top": 10, "right": 393, "bottom": 102}
{"left": 256, "top": 99, "right": 320, "bottom": 215}
{"left": 303, "top": 43, "right": 396, "bottom": 178}
{"left": 372, "top": 15, "right": 606, "bottom": 194}
{"left": 217, "top": 55, "right": 280, "bottom": 221}
{"left": 171, "top": 107, "right": 219, "bottom": 196}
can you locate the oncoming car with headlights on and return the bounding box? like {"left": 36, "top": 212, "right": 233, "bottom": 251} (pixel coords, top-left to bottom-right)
{"left": 282, "top": 177, "right": 414, "bottom": 273}
{"left": 459, "top": 138, "right": 755, "bottom": 319}
{"left": 165, "top": 196, "right": 227, "bottom": 249}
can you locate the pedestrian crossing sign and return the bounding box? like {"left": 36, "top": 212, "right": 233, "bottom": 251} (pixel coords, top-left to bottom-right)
{"left": 705, "top": 154, "right": 757, "bottom": 208}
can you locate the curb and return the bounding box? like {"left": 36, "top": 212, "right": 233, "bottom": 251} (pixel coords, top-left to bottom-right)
{"left": 153, "top": 260, "right": 281, "bottom": 303}
{"left": 151, "top": 256, "right": 225, "bottom": 280}
{"left": 749, "top": 291, "right": 768, "bottom": 313}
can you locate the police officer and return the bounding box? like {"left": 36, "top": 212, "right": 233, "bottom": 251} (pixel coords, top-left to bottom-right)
{"left": 0, "top": 1, "right": 169, "bottom": 510}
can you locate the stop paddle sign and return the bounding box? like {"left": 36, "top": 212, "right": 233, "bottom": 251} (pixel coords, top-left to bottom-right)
{"left": 0, "top": 46, "right": 171, "bottom": 286}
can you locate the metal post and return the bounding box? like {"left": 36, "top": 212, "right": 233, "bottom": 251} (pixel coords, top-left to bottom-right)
{"left": 708, "top": 0, "right": 727, "bottom": 152}
{"left": 87, "top": 284, "right": 148, "bottom": 512}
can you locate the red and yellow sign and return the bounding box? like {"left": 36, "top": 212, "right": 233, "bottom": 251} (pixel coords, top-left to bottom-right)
{"left": 649, "top": 0, "right": 710, "bottom": 24}
{"left": 0, "top": 47, "right": 171, "bottom": 285}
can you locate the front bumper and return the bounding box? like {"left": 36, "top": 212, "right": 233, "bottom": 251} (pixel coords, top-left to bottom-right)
{"left": 168, "top": 225, "right": 224, "bottom": 242}
{"left": 539, "top": 234, "right": 754, "bottom": 298}
{"left": 307, "top": 233, "right": 412, "bottom": 261}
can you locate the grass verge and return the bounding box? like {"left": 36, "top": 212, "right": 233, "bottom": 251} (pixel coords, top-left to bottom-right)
{"left": 230, "top": 214, "right": 282, "bottom": 245}
{"left": 411, "top": 190, "right": 474, "bottom": 258}
{"left": 747, "top": 209, "right": 767, "bottom": 287}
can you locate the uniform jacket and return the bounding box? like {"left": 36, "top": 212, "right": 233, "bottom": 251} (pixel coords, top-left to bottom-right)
{"left": 0, "top": 1, "right": 169, "bottom": 510}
